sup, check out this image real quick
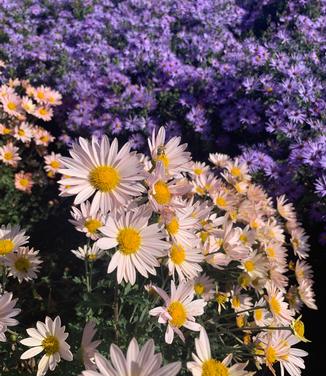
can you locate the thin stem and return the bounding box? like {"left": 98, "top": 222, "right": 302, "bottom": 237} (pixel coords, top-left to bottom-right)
{"left": 84, "top": 259, "right": 91, "bottom": 293}
{"left": 114, "top": 278, "right": 120, "bottom": 343}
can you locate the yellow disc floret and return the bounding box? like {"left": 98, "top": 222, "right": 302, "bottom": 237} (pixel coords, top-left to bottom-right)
{"left": 202, "top": 359, "right": 229, "bottom": 376}
{"left": 85, "top": 218, "right": 102, "bottom": 234}
{"left": 167, "top": 301, "right": 187, "bottom": 328}
{"left": 14, "top": 257, "right": 30, "bottom": 273}
{"left": 170, "top": 244, "right": 186, "bottom": 265}
{"left": 117, "top": 227, "right": 141, "bottom": 255}
{"left": 42, "top": 335, "right": 59, "bottom": 356}
{"left": 153, "top": 180, "right": 171, "bottom": 205}
{"left": 0, "top": 239, "right": 15, "bottom": 255}
{"left": 89, "top": 165, "right": 121, "bottom": 192}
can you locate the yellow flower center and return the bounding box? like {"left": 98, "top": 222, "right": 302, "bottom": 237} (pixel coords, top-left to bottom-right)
{"left": 266, "top": 247, "right": 275, "bottom": 258}
{"left": 238, "top": 273, "right": 251, "bottom": 288}
{"left": 239, "top": 234, "right": 248, "bottom": 244}
{"left": 269, "top": 296, "right": 281, "bottom": 315}
{"left": 38, "top": 107, "right": 49, "bottom": 116}
{"left": 3, "top": 151, "right": 13, "bottom": 161}
{"left": 7, "top": 102, "right": 17, "bottom": 111}
{"left": 18, "top": 129, "right": 25, "bottom": 136}
{"left": 166, "top": 217, "right": 179, "bottom": 235}
{"left": 117, "top": 227, "right": 141, "bottom": 255}
{"left": 40, "top": 135, "right": 50, "bottom": 143}
{"left": 230, "top": 167, "right": 241, "bottom": 177}
{"left": 254, "top": 308, "right": 263, "bottom": 322}
{"left": 153, "top": 180, "right": 171, "bottom": 205}
{"left": 291, "top": 238, "right": 300, "bottom": 249}
{"left": 85, "top": 219, "right": 102, "bottom": 234}
{"left": 216, "top": 293, "right": 228, "bottom": 306}
{"left": 19, "top": 178, "right": 30, "bottom": 187}
{"left": 194, "top": 282, "right": 205, "bottom": 296}
{"left": 236, "top": 314, "right": 245, "bottom": 328}
{"left": 202, "top": 359, "right": 229, "bottom": 376}
{"left": 87, "top": 254, "right": 97, "bottom": 261}
{"left": 50, "top": 160, "right": 60, "bottom": 169}
{"left": 42, "top": 335, "right": 59, "bottom": 356}
{"left": 89, "top": 165, "right": 121, "bottom": 192}
{"left": 244, "top": 260, "right": 255, "bottom": 273}
{"left": 156, "top": 153, "right": 169, "bottom": 168}
{"left": 3, "top": 127, "right": 11, "bottom": 134}
{"left": 200, "top": 231, "right": 209, "bottom": 243}
{"left": 14, "top": 257, "right": 30, "bottom": 272}
{"left": 194, "top": 168, "right": 203, "bottom": 175}
{"left": 37, "top": 91, "right": 46, "bottom": 100}
{"left": 215, "top": 197, "right": 227, "bottom": 208}
{"left": 232, "top": 296, "right": 241, "bottom": 308}
{"left": 265, "top": 346, "right": 277, "bottom": 365}
{"left": 170, "top": 244, "right": 186, "bottom": 265}
{"left": 167, "top": 301, "right": 187, "bottom": 328}
{"left": 0, "top": 239, "right": 15, "bottom": 255}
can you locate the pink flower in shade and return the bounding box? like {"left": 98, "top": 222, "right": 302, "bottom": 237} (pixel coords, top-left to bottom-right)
{"left": 15, "top": 171, "right": 34, "bottom": 193}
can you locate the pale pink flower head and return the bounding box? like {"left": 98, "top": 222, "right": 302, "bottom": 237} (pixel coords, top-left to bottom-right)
{"left": 0, "top": 292, "right": 21, "bottom": 342}
{"left": 80, "top": 321, "right": 101, "bottom": 370}
{"left": 15, "top": 171, "right": 34, "bottom": 193}
{"left": 149, "top": 280, "right": 206, "bottom": 344}
{"left": 0, "top": 142, "right": 21, "bottom": 167}
{"left": 13, "top": 122, "right": 33, "bottom": 143}
{"left": 33, "top": 106, "right": 53, "bottom": 121}
{"left": 44, "top": 152, "right": 62, "bottom": 177}
{"left": 81, "top": 337, "right": 181, "bottom": 376}
{"left": 1, "top": 93, "right": 23, "bottom": 118}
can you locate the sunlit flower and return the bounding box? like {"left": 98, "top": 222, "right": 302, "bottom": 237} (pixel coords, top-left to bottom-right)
{"left": 0, "top": 292, "right": 20, "bottom": 342}
{"left": 69, "top": 201, "right": 107, "bottom": 240}
{"left": 239, "top": 251, "right": 268, "bottom": 280}
{"left": 192, "top": 273, "right": 215, "bottom": 301}
{"left": 276, "top": 195, "right": 297, "bottom": 222}
{"left": 96, "top": 205, "right": 168, "bottom": 284}
{"left": 15, "top": 171, "right": 34, "bottom": 193}
{"left": 209, "top": 153, "right": 230, "bottom": 168}
{"left": 290, "top": 227, "right": 310, "bottom": 259}
{"left": 13, "top": 122, "right": 33, "bottom": 143}
{"left": 33, "top": 127, "right": 55, "bottom": 146}
{"left": 59, "top": 136, "right": 146, "bottom": 213}
{"left": 44, "top": 152, "right": 62, "bottom": 177}
{"left": 265, "top": 282, "right": 294, "bottom": 325}
{"left": 71, "top": 244, "right": 105, "bottom": 262}
{"left": 0, "top": 224, "right": 29, "bottom": 256}
{"left": 0, "top": 142, "right": 21, "bottom": 167}
{"left": 297, "top": 279, "right": 317, "bottom": 310}
{"left": 1, "top": 93, "right": 22, "bottom": 117}
{"left": 187, "top": 328, "right": 254, "bottom": 376}
{"left": 33, "top": 106, "right": 53, "bottom": 121}
{"left": 149, "top": 280, "right": 206, "bottom": 343}
{"left": 80, "top": 321, "right": 101, "bottom": 370}
{"left": 148, "top": 126, "right": 191, "bottom": 175}
{"left": 20, "top": 316, "right": 73, "bottom": 376}
{"left": 4, "top": 247, "right": 42, "bottom": 283}
{"left": 81, "top": 337, "right": 181, "bottom": 376}
{"left": 167, "top": 242, "right": 203, "bottom": 281}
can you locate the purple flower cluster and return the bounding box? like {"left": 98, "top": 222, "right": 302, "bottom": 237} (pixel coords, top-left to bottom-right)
{"left": 0, "top": 0, "right": 325, "bottom": 241}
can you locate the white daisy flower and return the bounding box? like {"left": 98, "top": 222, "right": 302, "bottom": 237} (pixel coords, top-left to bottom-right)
{"left": 239, "top": 251, "right": 268, "bottom": 280}
{"left": 149, "top": 281, "right": 206, "bottom": 344}
{"left": 262, "top": 330, "right": 308, "bottom": 376}
{"left": 58, "top": 135, "right": 146, "bottom": 213}
{"left": 0, "top": 142, "right": 21, "bottom": 167}
{"left": 297, "top": 279, "right": 317, "bottom": 310}
{"left": 71, "top": 244, "right": 105, "bottom": 262}
{"left": 0, "top": 224, "right": 29, "bottom": 256}
{"left": 0, "top": 292, "right": 21, "bottom": 342}
{"left": 44, "top": 152, "right": 62, "bottom": 177}
{"left": 69, "top": 201, "right": 107, "bottom": 240}
{"left": 20, "top": 316, "right": 73, "bottom": 376}
{"left": 4, "top": 247, "right": 42, "bottom": 283}
{"left": 96, "top": 205, "right": 168, "bottom": 284}
{"left": 148, "top": 126, "right": 191, "bottom": 175}
{"left": 187, "top": 328, "right": 254, "bottom": 376}
{"left": 13, "top": 122, "right": 33, "bottom": 143}
{"left": 265, "top": 282, "right": 294, "bottom": 324}
{"left": 167, "top": 242, "right": 203, "bottom": 281}
{"left": 80, "top": 321, "right": 101, "bottom": 370}
{"left": 192, "top": 274, "right": 215, "bottom": 301}
{"left": 81, "top": 337, "right": 181, "bottom": 376}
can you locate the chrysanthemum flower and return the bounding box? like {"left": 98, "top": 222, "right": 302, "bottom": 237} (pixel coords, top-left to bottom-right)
{"left": 44, "top": 88, "right": 62, "bottom": 106}
{"left": 21, "top": 96, "right": 36, "bottom": 114}
{"left": 44, "top": 152, "right": 62, "bottom": 177}
{"left": 187, "top": 328, "right": 254, "bottom": 376}
{"left": 261, "top": 330, "right": 307, "bottom": 376}
{"left": 295, "top": 260, "right": 313, "bottom": 284}
{"left": 33, "top": 127, "right": 55, "bottom": 146}
{"left": 13, "top": 122, "right": 33, "bottom": 143}
{"left": 80, "top": 321, "right": 101, "bottom": 370}
{"left": 59, "top": 136, "right": 146, "bottom": 213}
{"left": 4, "top": 247, "right": 42, "bottom": 283}
{"left": 1, "top": 93, "right": 22, "bottom": 117}
{"left": 209, "top": 153, "right": 230, "bottom": 168}
{"left": 148, "top": 126, "right": 191, "bottom": 175}
{"left": 0, "top": 224, "right": 29, "bottom": 256}
{"left": 167, "top": 242, "right": 203, "bottom": 281}
{"left": 230, "top": 287, "right": 252, "bottom": 312}
{"left": 276, "top": 195, "right": 297, "bottom": 222}
{"left": 20, "top": 316, "right": 73, "bottom": 376}
{"left": 34, "top": 106, "right": 53, "bottom": 121}
{"left": 192, "top": 273, "right": 215, "bottom": 301}
{"left": 0, "top": 292, "right": 20, "bottom": 342}
{"left": 290, "top": 227, "right": 310, "bottom": 259}
{"left": 239, "top": 251, "right": 268, "bottom": 280}
{"left": 265, "top": 282, "right": 294, "bottom": 324}
{"left": 297, "top": 280, "right": 317, "bottom": 310}
{"left": 14, "top": 171, "right": 34, "bottom": 193}
{"left": 96, "top": 205, "right": 168, "bottom": 284}
{"left": 81, "top": 337, "right": 181, "bottom": 376}
{"left": 149, "top": 281, "right": 206, "bottom": 343}
{"left": 70, "top": 201, "right": 107, "bottom": 240}
{"left": 0, "top": 142, "right": 21, "bottom": 167}
{"left": 71, "top": 244, "right": 104, "bottom": 262}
